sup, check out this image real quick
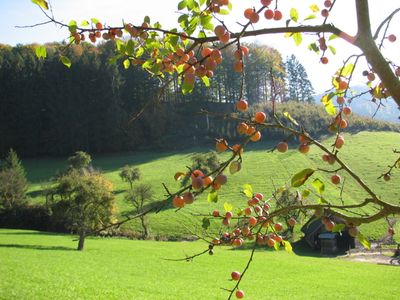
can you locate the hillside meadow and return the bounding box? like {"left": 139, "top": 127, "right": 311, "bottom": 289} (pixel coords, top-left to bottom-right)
{"left": 1, "top": 229, "right": 400, "bottom": 300}
{"left": 21, "top": 131, "right": 400, "bottom": 240}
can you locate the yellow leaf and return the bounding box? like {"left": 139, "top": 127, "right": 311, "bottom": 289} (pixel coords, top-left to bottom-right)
{"left": 310, "top": 4, "right": 319, "bottom": 12}
{"left": 174, "top": 172, "right": 185, "bottom": 181}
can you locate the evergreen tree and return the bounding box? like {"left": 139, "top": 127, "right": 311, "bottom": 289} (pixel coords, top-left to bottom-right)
{"left": 285, "top": 55, "right": 315, "bottom": 102}
{"left": 0, "top": 149, "right": 28, "bottom": 210}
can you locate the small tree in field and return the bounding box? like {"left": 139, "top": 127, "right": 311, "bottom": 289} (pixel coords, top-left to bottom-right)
{"left": 48, "top": 152, "right": 116, "bottom": 250}
{"left": 0, "top": 149, "right": 27, "bottom": 210}
{"left": 30, "top": 0, "right": 400, "bottom": 297}
{"left": 119, "top": 165, "right": 141, "bottom": 190}
{"left": 125, "top": 183, "right": 154, "bottom": 239}
{"left": 68, "top": 151, "right": 92, "bottom": 170}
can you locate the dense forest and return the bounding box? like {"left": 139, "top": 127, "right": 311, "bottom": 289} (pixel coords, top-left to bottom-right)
{"left": 0, "top": 41, "right": 396, "bottom": 157}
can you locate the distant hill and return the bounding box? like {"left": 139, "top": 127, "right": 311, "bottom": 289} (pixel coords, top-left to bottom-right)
{"left": 314, "top": 86, "right": 400, "bottom": 123}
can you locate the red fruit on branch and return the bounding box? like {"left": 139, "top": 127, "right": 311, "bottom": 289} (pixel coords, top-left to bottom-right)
{"left": 277, "top": 141, "right": 288, "bottom": 153}
{"left": 331, "top": 174, "right": 341, "bottom": 185}
{"left": 231, "top": 271, "right": 241, "bottom": 281}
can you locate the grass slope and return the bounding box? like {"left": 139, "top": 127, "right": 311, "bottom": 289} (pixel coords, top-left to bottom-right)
{"left": 1, "top": 229, "right": 400, "bottom": 300}
{"left": 24, "top": 131, "right": 400, "bottom": 239}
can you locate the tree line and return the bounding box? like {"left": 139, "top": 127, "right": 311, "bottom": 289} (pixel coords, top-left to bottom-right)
{"left": 0, "top": 42, "right": 315, "bottom": 157}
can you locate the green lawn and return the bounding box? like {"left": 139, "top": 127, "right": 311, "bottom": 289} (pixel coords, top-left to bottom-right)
{"left": 0, "top": 229, "right": 399, "bottom": 299}
{"left": 23, "top": 131, "right": 400, "bottom": 239}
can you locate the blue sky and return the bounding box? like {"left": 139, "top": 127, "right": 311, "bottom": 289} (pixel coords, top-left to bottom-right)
{"left": 1, "top": 0, "right": 399, "bottom": 93}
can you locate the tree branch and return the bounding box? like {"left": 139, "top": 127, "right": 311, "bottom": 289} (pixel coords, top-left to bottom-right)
{"left": 354, "top": 0, "right": 400, "bottom": 107}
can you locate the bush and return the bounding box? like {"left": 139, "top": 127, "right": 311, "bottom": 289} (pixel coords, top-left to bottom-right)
{"left": 0, "top": 203, "right": 50, "bottom": 231}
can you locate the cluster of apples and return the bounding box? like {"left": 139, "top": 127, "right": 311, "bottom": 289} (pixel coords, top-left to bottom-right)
{"left": 234, "top": 99, "right": 266, "bottom": 142}
{"left": 321, "top": 0, "right": 332, "bottom": 18}
{"left": 172, "top": 170, "right": 228, "bottom": 208}
{"left": 207, "top": 0, "right": 231, "bottom": 14}
{"left": 244, "top": 0, "right": 283, "bottom": 24}
{"left": 211, "top": 193, "right": 297, "bottom": 249}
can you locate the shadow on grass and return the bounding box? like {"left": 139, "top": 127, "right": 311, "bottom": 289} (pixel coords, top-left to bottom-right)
{"left": 226, "top": 239, "right": 340, "bottom": 259}
{"left": 113, "top": 189, "right": 126, "bottom": 195}
{"left": 0, "top": 243, "right": 75, "bottom": 251}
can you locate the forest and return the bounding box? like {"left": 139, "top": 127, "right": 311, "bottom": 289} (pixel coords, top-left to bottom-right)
{"left": 1, "top": 41, "right": 319, "bottom": 157}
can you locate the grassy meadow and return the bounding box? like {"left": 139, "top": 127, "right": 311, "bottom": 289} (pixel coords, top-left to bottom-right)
{"left": 1, "top": 229, "right": 400, "bottom": 300}
{"left": 23, "top": 131, "right": 400, "bottom": 240}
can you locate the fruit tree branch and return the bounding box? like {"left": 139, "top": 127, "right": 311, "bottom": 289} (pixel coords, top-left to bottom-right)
{"left": 354, "top": 0, "right": 400, "bottom": 107}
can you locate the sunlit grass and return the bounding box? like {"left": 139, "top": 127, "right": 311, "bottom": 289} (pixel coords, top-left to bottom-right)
{"left": 1, "top": 229, "right": 400, "bottom": 300}
{"left": 24, "top": 131, "right": 400, "bottom": 239}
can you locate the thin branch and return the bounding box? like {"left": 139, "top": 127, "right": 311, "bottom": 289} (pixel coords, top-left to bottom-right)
{"left": 373, "top": 8, "right": 400, "bottom": 40}
{"left": 162, "top": 247, "right": 210, "bottom": 262}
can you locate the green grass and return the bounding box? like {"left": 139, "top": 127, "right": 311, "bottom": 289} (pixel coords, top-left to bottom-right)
{"left": 23, "top": 131, "right": 400, "bottom": 239}
{"left": 1, "top": 229, "right": 399, "bottom": 299}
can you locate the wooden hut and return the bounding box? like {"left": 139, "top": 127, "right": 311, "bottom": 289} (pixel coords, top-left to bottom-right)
{"left": 301, "top": 216, "right": 355, "bottom": 254}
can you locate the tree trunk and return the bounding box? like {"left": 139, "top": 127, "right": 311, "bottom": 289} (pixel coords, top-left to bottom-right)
{"left": 140, "top": 216, "right": 149, "bottom": 239}
{"left": 77, "top": 230, "right": 85, "bottom": 251}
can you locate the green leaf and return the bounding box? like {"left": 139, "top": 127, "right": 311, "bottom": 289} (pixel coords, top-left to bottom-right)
{"left": 208, "top": 190, "right": 218, "bottom": 203}
{"left": 328, "top": 45, "right": 337, "bottom": 55}
{"left": 136, "top": 47, "right": 144, "bottom": 58}
{"left": 243, "top": 184, "right": 253, "bottom": 197}
{"left": 229, "top": 161, "right": 241, "bottom": 175}
{"left": 243, "top": 189, "right": 252, "bottom": 198}
{"left": 178, "top": 14, "right": 189, "bottom": 26}
{"left": 243, "top": 184, "right": 253, "bottom": 193}
{"left": 283, "top": 240, "right": 293, "bottom": 253}
{"left": 338, "top": 63, "right": 355, "bottom": 77}
{"left": 224, "top": 202, "right": 233, "bottom": 213}
{"left": 68, "top": 20, "right": 77, "bottom": 33}
{"left": 202, "top": 217, "right": 210, "bottom": 230}
{"left": 60, "top": 56, "right": 71, "bottom": 68}
{"left": 201, "top": 76, "right": 210, "bottom": 87}
{"left": 80, "top": 20, "right": 89, "bottom": 26}
{"left": 198, "top": 31, "right": 207, "bottom": 38}
{"left": 357, "top": 232, "right": 371, "bottom": 249}
{"left": 321, "top": 95, "right": 337, "bottom": 116}
{"left": 144, "top": 16, "right": 151, "bottom": 24}
{"left": 200, "top": 14, "right": 212, "bottom": 27}
{"left": 108, "top": 54, "right": 122, "bottom": 65}
{"left": 34, "top": 45, "right": 47, "bottom": 59}
{"left": 302, "top": 189, "right": 311, "bottom": 198}
{"left": 219, "top": 9, "right": 230, "bottom": 15}
{"left": 291, "top": 168, "right": 315, "bottom": 187}
{"left": 123, "top": 59, "right": 130, "bottom": 69}
{"left": 115, "top": 39, "right": 125, "bottom": 51}
{"left": 304, "top": 14, "right": 316, "bottom": 21}
{"left": 292, "top": 32, "right": 302, "bottom": 46}
{"left": 186, "top": 0, "right": 195, "bottom": 9}
{"left": 178, "top": 0, "right": 187, "bottom": 10}
{"left": 310, "top": 4, "right": 319, "bottom": 12}
{"left": 290, "top": 8, "right": 299, "bottom": 22}
{"left": 283, "top": 111, "right": 299, "bottom": 126}
{"left": 273, "top": 241, "right": 280, "bottom": 251}
{"left": 332, "top": 224, "right": 345, "bottom": 233}
{"left": 90, "top": 18, "right": 100, "bottom": 25}
{"left": 236, "top": 208, "right": 243, "bottom": 216}
{"left": 318, "top": 197, "right": 329, "bottom": 204}
{"left": 31, "top": 0, "right": 48, "bottom": 10}
{"left": 329, "top": 34, "right": 338, "bottom": 41}
{"left": 312, "top": 178, "right": 325, "bottom": 194}
{"left": 325, "top": 101, "right": 336, "bottom": 116}
{"left": 182, "top": 82, "right": 194, "bottom": 94}
{"left": 308, "top": 43, "right": 319, "bottom": 53}
{"left": 126, "top": 40, "right": 135, "bottom": 56}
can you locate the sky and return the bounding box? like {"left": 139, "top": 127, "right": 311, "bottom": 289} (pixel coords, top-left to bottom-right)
{"left": 0, "top": 0, "right": 399, "bottom": 93}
